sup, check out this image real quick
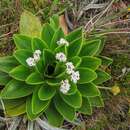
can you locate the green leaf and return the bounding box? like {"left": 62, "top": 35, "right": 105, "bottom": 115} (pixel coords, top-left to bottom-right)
{"left": 80, "top": 39, "right": 101, "bottom": 56}
{"left": 78, "top": 83, "right": 100, "bottom": 97}
{"left": 1, "top": 80, "right": 34, "bottom": 99}
{"left": 26, "top": 96, "right": 40, "bottom": 120}
{"left": 77, "top": 68, "right": 97, "bottom": 84}
{"left": 32, "top": 88, "right": 50, "bottom": 114}
{"left": 88, "top": 96, "right": 104, "bottom": 107}
{"left": 43, "top": 49, "right": 55, "bottom": 65}
{"left": 65, "top": 27, "right": 82, "bottom": 42}
{"left": 93, "top": 70, "right": 111, "bottom": 85}
{"left": 67, "top": 37, "right": 82, "bottom": 58}
{"left": 71, "top": 56, "right": 81, "bottom": 68}
{"left": 50, "top": 15, "right": 59, "bottom": 30}
{"left": 45, "top": 103, "right": 63, "bottom": 127}
{"left": 26, "top": 72, "right": 44, "bottom": 85}
{"left": 78, "top": 97, "right": 92, "bottom": 115}
{"left": 50, "top": 28, "right": 64, "bottom": 49}
{"left": 0, "top": 71, "right": 11, "bottom": 85}
{"left": 66, "top": 81, "right": 77, "bottom": 95}
{"left": 14, "top": 49, "right": 32, "bottom": 67}
{"left": 3, "top": 98, "right": 26, "bottom": 116}
{"left": 60, "top": 91, "right": 82, "bottom": 108}
{"left": 41, "top": 23, "right": 54, "bottom": 46}
{"left": 13, "top": 34, "right": 32, "bottom": 50}
{"left": 80, "top": 56, "right": 101, "bottom": 70}
{"left": 9, "top": 65, "right": 31, "bottom": 81}
{"left": 0, "top": 56, "right": 18, "bottom": 73}
{"left": 100, "top": 56, "right": 113, "bottom": 67}
{"left": 54, "top": 45, "right": 67, "bottom": 56}
{"left": 20, "top": 10, "right": 42, "bottom": 37}
{"left": 38, "top": 85, "right": 56, "bottom": 100}
{"left": 32, "top": 37, "right": 48, "bottom": 52}
{"left": 54, "top": 94, "right": 75, "bottom": 121}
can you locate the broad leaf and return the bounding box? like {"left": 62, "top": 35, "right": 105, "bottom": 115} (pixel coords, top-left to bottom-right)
{"left": 50, "top": 28, "right": 64, "bottom": 50}
{"left": 67, "top": 37, "right": 82, "bottom": 58}
{"left": 88, "top": 96, "right": 104, "bottom": 107}
{"left": 20, "top": 10, "right": 42, "bottom": 37}
{"left": 80, "top": 56, "right": 101, "bottom": 70}
{"left": 54, "top": 94, "right": 75, "bottom": 121}
{"left": 1, "top": 80, "right": 34, "bottom": 99}
{"left": 71, "top": 56, "right": 82, "bottom": 68}
{"left": 66, "top": 81, "right": 77, "bottom": 95}
{"left": 78, "top": 97, "right": 92, "bottom": 115}
{"left": 3, "top": 98, "right": 26, "bottom": 116}
{"left": 9, "top": 65, "right": 31, "bottom": 81}
{"left": 78, "top": 82, "right": 100, "bottom": 97}
{"left": 26, "top": 96, "right": 40, "bottom": 120}
{"left": 77, "top": 68, "right": 97, "bottom": 84}
{"left": 13, "top": 34, "right": 32, "bottom": 50}
{"left": 0, "top": 71, "right": 11, "bottom": 85}
{"left": 26, "top": 72, "right": 44, "bottom": 85}
{"left": 80, "top": 39, "right": 101, "bottom": 56}
{"left": 54, "top": 45, "right": 67, "bottom": 56}
{"left": 32, "top": 88, "right": 50, "bottom": 114}
{"left": 100, "top": 56, "right": 113, "bottom": 67}
{"left": 60, "top": 91, "right": 82, "bottom": 108}
{"left": 14, "top": 49, "right": 32, "bottom": 67}
{"left": 45, "top": 103, "right": 63, "bottom": 127}
{"left": 41, "top": 23, "right": 54, "bottom": 46}
{"left": 38, "top": 85, "right": 56, "bottom": 100}
{"left": 0, "top": 56, "right": 18, "bottom": 73}
{"left": 65, "top": 27, "right": 82, "bottom": 42}
{"left": 93, "top": 70, "right": 111, "bottom": 85}
{"left": 32, "top": 37, "right": 48, "bottom": 52}
{"left": 50, "top": 15, "right": 59, "bottom": 30}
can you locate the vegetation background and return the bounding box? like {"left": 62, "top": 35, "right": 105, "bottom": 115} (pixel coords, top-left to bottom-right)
{"left": 0, "top": 0, "right": 130, "bottom": 130}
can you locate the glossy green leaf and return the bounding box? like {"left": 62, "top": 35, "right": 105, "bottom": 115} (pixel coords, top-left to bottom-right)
{"left": 80, "top": 40, "right": 101, "bottom": 56}
{"left": 80, "top": 56, "right": 101, "bottom": 70}
{"left": 67, "top": 37, "right": 82, "bottom": 58}
{"left": 100, "top": 56, "right": 113, "bottom": 67}
{"left": 50, "top": 28, "right": 64, "bottom": 49}
{"left": 38, "top": 85, "right": 56, "bottom": 100}
{"left": 45, "top": 103, "right": 63, "bottom": 127}
{"left": 13, "top": 34, "right": 32, "bottom": 50}
{"left": 88, "top": 96, "right": 104, "bottom": 107}
{"left": 0, "top": 56, "right": 18, "bottom": 73}
{"left": 1, "top": 80, "right": 34, "bottom": 99}
{"left": 78, "top": 97, "right": 92, "bottom": 115}
{"left": 41, "top": 23, "right": 54, "bottom": 46}
{"left": 93, "top": 70, "right": 111, "bottom": 85}
{"left": 26, "top": 72, "right": 44, "bottom": 85}
{"left": 9, "top": 65, "right": 31, "bottom": 81}
{"left": 3, "top": 98, "right": 26, "bottom": 116}
{"left": 32, "top": 88, "right": 50, "bottom": 114}
{"left": 49, "top": 15, "right": 59, "bottom": 30}
{"left": 54, "top": 94, "right": 75, "bottom": 121}
{"left": 66, "top": 81, "right": 77, "bottom": 95}
{"left": 32, "top": 37, "right": 48, "bottom": 52}
{"left": 71, "top": 56, "right": 82, "bottom": 68}
{"left": 60, "top": 91, "right": 82, "bottom": 108}
{"left": 20, "top": 10, "right": 42, "bottom": 37}
{"left": 77, "top": 68, "right": 97, "bottom": 84}
{"left": 0, "top": 71, "right": 11, "bottom": 85}
{"left": 14, "top": 49, "right": 32, "bottom": 67}
{"left": 65, "top": 27, "right": 82, "bottom": 42}
{"left": 78, "top": 83, "right": 100, "bottom": 97}
{"left": 26, "top": 96, "right": 40, "bottom": 120}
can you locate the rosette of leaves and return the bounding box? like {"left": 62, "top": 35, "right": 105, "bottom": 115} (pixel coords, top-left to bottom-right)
{"left": 0, "top": 13, "right": 112, "bottom": 127}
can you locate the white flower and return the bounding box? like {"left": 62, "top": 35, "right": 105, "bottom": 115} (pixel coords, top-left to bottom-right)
{"left": 33, "top": 50, "right": 41, "bottom": 62}
{"left": 26, "top": 57, "right": 36, "bottom": 67}
{"left": 66, "top": 62, "right": 75, "bottom": 74}
{"left": 55, "top": 52, "right": 67, "bottom": 62}
{"left": 57, "top": 38, "right": 69, "bottom": 46}
{"left": 60, "top": 79, "right": 70, "bottom": 94}
{"left": 71, "top": 71, "right": 80, "bottom": 83}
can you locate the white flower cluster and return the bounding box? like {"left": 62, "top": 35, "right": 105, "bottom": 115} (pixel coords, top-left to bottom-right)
{"left": 60, "top": 79, "right": 70, "bottom": 94}
{"left": 57, "top": 38, "right": 69, "bottom": 46}
{"left": 26, "top": 50, "right": 41, "bottom": 67}
{"left": 55, "top": 52, "right": 67, "bottom": 62}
